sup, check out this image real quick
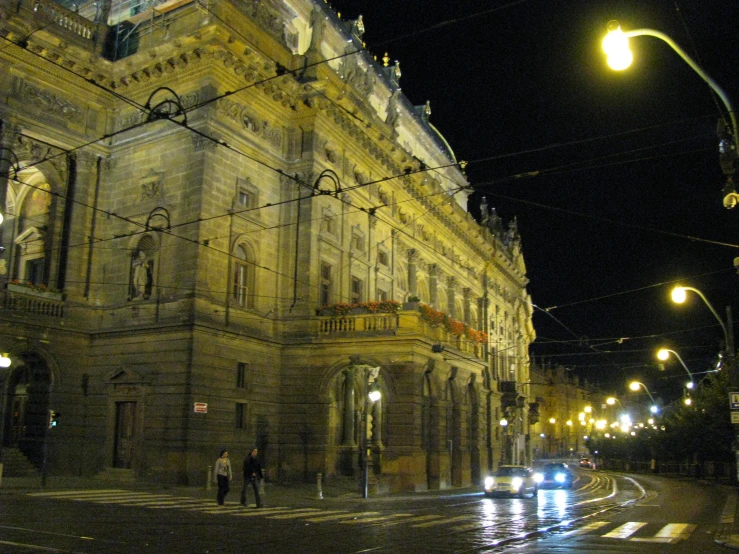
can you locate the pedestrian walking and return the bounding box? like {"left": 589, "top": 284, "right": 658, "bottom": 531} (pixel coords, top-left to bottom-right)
{"left": 213, "top": 449, "right": 232, "bottom": 505}
{"left": 241, "top": 447, "right": 264, "bottom": 508}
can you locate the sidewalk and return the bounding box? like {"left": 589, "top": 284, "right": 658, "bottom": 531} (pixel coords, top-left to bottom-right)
{"left": 715, "top": 485, "right": 739, "bottom": 549}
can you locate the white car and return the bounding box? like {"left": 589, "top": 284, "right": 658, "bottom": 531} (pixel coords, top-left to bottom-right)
{"left": 484, "top": 465, "right": 538, "bottom": 498}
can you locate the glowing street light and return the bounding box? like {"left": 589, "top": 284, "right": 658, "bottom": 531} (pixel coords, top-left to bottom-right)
{"left": 0, "top": 353, "right": 10, "bottom": 368}
{"left": 602, "top": 21, "right": 739, "bottom": 209}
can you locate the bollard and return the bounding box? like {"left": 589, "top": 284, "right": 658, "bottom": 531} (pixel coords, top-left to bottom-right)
{"left": 206, "top": 465, "right": 212, "bottom": 491}
{"left": 317, "top": 472, "right": 323, "bottom": 500}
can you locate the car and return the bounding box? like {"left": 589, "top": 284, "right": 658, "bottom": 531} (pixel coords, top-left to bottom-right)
{"left": 535, "top": 462, "right": 574, "bottom": 489}
{"left": 484, "top": 465, "right": 538, "bottom": 498}
{"left": 579, "top": 457, "right": 592, "bottom": 468}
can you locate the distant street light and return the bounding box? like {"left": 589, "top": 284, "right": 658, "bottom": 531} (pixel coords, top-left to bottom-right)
{"left": 602, "top": 21, "right": 739, "bottom": 209}
{"left": 628, "top": 381, "right": 659, "bottom": 413}
{"left": 657, "top": 348, "right": 695, "bottom": 389}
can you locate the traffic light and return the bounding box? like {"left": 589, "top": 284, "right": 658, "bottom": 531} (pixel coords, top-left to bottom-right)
{"left": 48, "top": 409, "right": 60, "bottom": 428}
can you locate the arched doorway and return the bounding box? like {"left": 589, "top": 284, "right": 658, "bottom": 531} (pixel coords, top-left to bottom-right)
{"left": 3, "top": 353, "right": 52, "bottom": 467}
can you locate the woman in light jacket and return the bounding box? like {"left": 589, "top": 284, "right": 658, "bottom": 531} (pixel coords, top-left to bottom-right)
{"left": 213, "top": 449, "right": 233, "bottom": 505}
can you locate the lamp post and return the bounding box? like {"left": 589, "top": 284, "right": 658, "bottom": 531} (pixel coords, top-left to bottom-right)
{"left": 629, "top": 381, "right": 659, "bottom": 414}
{"left": 657, "top": 348, "right": 695, "bottom": 389}
{"left": 671, "top": 287, "right": 735, "bottom": 363}
{"left": 361, "top": 366, "right": 381, "bottom": 499}
{"left": 0, "top": 353, "right": 10, "bottom": 484}
{"left": 602, "top": 21, "right": 739, "bottom": 209}
{"left": 671, "top": 284, "right": 739, "bottom": 482}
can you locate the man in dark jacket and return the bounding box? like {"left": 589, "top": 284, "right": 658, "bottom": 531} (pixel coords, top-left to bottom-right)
{"left": 241, "top": 447, "right": 264, "bottom": 508}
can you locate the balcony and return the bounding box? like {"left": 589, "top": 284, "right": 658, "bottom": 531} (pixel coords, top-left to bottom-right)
{"left": 315, "top": 306, "right": 487, "bottom": 361}
{"left": 2, "top": 283, "right": 64, "bottom": 318}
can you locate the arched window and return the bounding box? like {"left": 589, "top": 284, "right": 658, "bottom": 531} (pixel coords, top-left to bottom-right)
{"left": 233, "top": 243, "right": 256, "bottom": 309}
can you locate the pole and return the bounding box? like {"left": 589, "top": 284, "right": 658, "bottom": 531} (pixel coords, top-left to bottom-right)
{"left": 725, "top": 305, "right": 739, "bottom": 485}
{"left": 362, "top": 368, "right": 369, "bottom": 499}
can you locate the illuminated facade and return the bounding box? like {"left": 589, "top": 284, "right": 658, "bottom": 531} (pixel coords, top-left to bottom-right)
{"left": 0, "top": 0, "right": 534, "bottom": 491}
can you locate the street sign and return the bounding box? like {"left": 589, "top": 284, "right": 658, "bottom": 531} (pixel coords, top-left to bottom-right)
{"left": 193, "top": 402, "right": 208, "bottom": 413}
{"left": 730, "top": 392, "right": 739, "bottom": 410}
{"left": 731, "top": 412, "right": 739, "bottom": 424}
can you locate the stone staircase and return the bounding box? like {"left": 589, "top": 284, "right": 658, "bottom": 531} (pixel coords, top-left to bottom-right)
{"left": 0, "top": 447, "right": 40, "bottom": 477}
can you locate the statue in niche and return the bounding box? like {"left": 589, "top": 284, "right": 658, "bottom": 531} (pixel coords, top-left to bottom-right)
{"left": 131, "top": 250, "right": 152, "bottom": 300}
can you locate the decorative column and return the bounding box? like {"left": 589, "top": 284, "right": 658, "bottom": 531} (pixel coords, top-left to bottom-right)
{"left": 342, "top": 366, "right": 355, "bottom": 445}
{"left": 429, "top": 264, "right": 438, "bottom": 308}
{"left": 463, "top": 288, "right": 471, "bottom": 325}
{"left": 407, "top": 249, "right": 418, "bottom": 298}
{"left": 447, "top": 277, "right": 457, "bottom": 319}
{"left": 371, "top": 396, "right": 383, "bottom": 448}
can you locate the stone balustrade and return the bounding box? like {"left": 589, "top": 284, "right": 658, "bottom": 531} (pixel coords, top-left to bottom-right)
{"left": 317, "top": 308, "right": 486, "bottom": 360}
{"left": 3, "top": 284, "right": 65, "bottom": 318}
{"left": 32, "top": 0, "right": 95, "bottom": 40}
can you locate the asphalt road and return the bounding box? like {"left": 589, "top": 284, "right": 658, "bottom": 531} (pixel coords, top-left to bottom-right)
{"left": 0, "top": 471, "right": 732, "bottom": 553}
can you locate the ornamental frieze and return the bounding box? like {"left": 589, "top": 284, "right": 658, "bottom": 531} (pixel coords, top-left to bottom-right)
{"left": 217, "top": 99, "right": 283, "bottom": 149}
{"left": 14, "top": 78, "right": 83, "bottom": 124}
{"left": 115, "top": 91, "right": 200, "bottom": 132}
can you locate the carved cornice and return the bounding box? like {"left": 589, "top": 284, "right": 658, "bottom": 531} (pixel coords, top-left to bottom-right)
{"left": 217, "top": 98, "right": 283, "bottom": 149}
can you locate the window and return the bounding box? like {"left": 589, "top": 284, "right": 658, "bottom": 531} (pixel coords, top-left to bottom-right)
{"left": 377, "top": 288, "right": 388, "bottom": 302}
{"left": 24, "top": 258, "right": 45, "bottom": 285}
{"left": 235, "top": 403, "right": 246, "bottom": 429}
{"left": 377, "top": 248, "right": 389, "bottom": 267}
{"left": 238, "top": 190, "right": 255, "bottom": 209}
{"left": 233, "top": 244, "right": 256, "bottom": 309}
{"left": 235, "top": 178, "right": 259, "bottom": 212}
{"left": 320, "top": 263, "right": 332, "bottom": 306}
{"left": 236, "top": 363, "right": 247, "bottom": 389}
{"left": 351, "top": 277, "right": 363, "bottom": 303}
{"left": 324, "top": 214, "right": 337, "bottom": 236}
{"left": 352, "top": 233, "right": 364, "bottom": 252}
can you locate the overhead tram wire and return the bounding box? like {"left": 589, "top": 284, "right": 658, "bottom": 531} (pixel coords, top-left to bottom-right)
{"left": 543, "top": 267, "right": 732, "bottom": 312}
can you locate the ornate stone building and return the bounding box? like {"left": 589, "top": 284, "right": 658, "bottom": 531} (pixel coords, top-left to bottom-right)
{"left": 0, "top": 0, "right": 535, "bottom": 491}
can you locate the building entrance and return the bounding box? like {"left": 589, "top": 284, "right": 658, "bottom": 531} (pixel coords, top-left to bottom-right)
{"left": 113, "top": 401, "right": 136, "bottom": 469}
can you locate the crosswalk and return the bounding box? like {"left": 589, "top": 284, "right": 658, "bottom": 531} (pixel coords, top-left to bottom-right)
{"left": 565, "top": 520, "right": 696, "bottom": 544}
{"left": 26, "top": 490, "right": 697, "bottom": 543}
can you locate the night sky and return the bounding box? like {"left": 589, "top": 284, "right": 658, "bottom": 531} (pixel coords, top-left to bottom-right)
{"left": 328, "top": 0, "right": 739, "bottom": 402}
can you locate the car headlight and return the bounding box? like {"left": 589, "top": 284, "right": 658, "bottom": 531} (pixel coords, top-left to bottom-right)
{"left": 555, "top": 473, "right": 566, "bottom": 483}
{"left": 511, "top": 477, "right": 523, "bottom": 489}
{"left": 484, "top": 476, "right": 495, "bottom": 488}
{"left": 533, "top": 473, "right": 543, "bottom": 483}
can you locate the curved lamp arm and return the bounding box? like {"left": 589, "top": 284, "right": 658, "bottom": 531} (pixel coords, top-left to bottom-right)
{"left": 607, "top": 25, "right": 738, "bottom": 153}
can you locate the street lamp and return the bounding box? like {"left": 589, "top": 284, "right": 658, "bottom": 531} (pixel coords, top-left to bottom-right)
{"left": 361, "top": 366, "right": 381, "bottom": 499}
{"left": 602, "top": 21, "right": 739, "bottom": 209}
{"left": 0, "top": 353, "right": 10, "bottom": 482}
{"left": 629, "top": 381, "right": 659, "bottom": 413}
{"left": 671, "top": 286, "right": 735, "bottom": 361}
{"left": 657, "top": 348, "right": 694, "bottom": 389}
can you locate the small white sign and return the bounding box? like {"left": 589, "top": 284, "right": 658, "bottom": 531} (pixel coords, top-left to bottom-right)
{"left": 193, "top": 402, "right": 208, "bottom": 413}
{"left": 731, "top": 392, "right": 739, "bottom": 410}
{"left": 731, "top": 412, "right": 739, "bottom": 424}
